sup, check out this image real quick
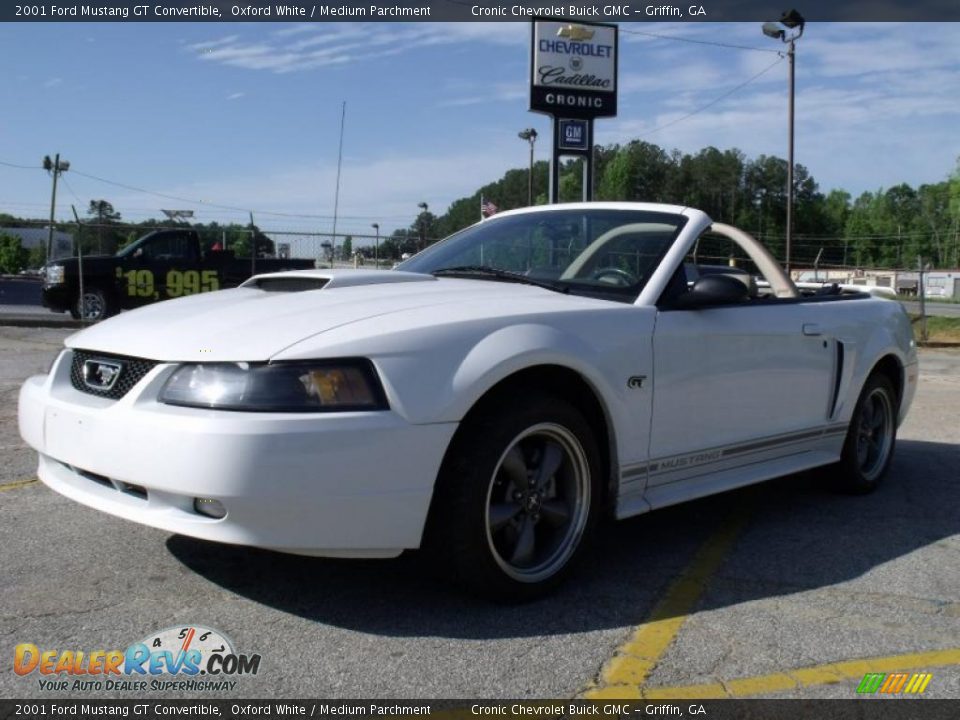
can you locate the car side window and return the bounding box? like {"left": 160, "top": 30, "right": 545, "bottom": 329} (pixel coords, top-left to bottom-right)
{"left": 143, "top": 233, "right": 193, "bottom": 261}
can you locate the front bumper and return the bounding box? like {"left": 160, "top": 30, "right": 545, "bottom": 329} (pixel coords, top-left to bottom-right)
{"left": 42, "top": 284, "right": 73, "bottom": 313}
{"left": 18, "top": 350, "right": 457, "bottom": 557}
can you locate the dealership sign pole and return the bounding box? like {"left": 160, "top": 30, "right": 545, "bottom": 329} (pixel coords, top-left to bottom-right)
{"left": 529, "top": 19, "right": 618, "bottom": 203}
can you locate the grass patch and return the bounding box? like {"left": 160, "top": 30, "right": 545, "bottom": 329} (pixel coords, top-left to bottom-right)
{"left": 910, "top": 315, "right": 960, "bottom": 343}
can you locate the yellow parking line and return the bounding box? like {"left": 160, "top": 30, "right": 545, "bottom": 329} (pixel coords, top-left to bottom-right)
{"left": 0, "top": 477, "right": 38, "bottom": 492}
{"left": 639, "top": 647, "right": 960, "bottom": 698}
{"left": 582, "top": 505, "right": 753, "bottom": 699}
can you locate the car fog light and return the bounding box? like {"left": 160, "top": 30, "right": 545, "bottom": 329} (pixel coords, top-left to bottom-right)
{"left": 194, "top": 498, "right": 226, "bottom": 519}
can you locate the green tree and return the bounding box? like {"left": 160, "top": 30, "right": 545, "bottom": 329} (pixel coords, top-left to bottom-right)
{"left": 597, "top": 141, "right": 672, "bottom": 202}
{"left": 412, "top": 209, "right": 439, "bottom": 250}
{"left": 232, "top": 225, "right": 276, "bottom": 258}
{"left": 28, "top": 244, "right": 46, "bottom": 269}
{"left": 341, "top": 235, "right": 353, "bottom": 259}
{"left": 0, "top": 233, "right": 30, "bottom": 274}
{"left": 86, "top": 199, "right": 124, "bottom": 255}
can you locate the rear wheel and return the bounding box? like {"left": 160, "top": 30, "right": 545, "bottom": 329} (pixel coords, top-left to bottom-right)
{"left": 427, "top": 394, "right": 601, "bottom": 602}
{"left": 834, "top": 373, "right": 898, "bottom": 494}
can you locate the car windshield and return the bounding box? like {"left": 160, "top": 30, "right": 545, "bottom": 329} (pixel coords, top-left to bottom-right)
{"left": 397, "top": 208, "right": 687, "bottom": 301}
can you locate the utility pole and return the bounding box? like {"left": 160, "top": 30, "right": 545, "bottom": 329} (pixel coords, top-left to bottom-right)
{"left": 249, "top": 211, "right": 256, "bottom": 277}
{"left": 71, "top": 205, "right": 86, "bottom": 323}
{"left": 96, "top": 200, "right": 105, "bottom": 255}
{"left": 786, "top": 35, "right": 796, "bottom": 274}
{"left": 330, "top": 101, "right": 346, "bottom": 268}
{"left": 897, "top": 223, "right": 902, "bottom": 268}
{"left": 917, "top": 255, "right": 927, "bottom": 343}
{"left": 43, "top": 154, "right": 70, "bottom": 262}
{"left": 371, "top": 223, "right": 379, "bottom": 268}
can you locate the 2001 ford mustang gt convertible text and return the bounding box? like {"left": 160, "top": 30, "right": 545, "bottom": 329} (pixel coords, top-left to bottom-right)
{"left": 19, "top": 203, "right": 917, "bottom": 600}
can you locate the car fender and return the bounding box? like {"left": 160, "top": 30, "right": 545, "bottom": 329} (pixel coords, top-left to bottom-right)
{"left": 447, "top": 322, "right": 626, "bottom": 427}
{"left": 834, "top": 301, "right": 916, "bottom": 423}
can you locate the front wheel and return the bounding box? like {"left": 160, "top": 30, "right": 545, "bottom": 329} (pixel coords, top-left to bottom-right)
{"left": 426, "top": 395, "right": 601, "bottom": 602}
{"left": 834, "top": 373, "right": 898, "bottom": 494}
{"left": 74, "top": 287, "right": 115, "bottom": 322}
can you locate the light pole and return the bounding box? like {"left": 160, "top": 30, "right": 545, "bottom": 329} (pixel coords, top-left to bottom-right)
{"left": 42, "top": 154, "right": 70, "bottom": 262}
{"left": 417, "top": 201, "right": 428, "bottom": 252}
{"left": 518, "top": 128, "right": 538, "bottom": 206}
{"left": 763, "top": 9, "right": 804, "bottom": 274}
{"left": 371, "top": 222, "right": 379, "bottom": 268}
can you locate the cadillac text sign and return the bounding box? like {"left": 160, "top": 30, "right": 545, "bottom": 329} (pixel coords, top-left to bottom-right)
{"left": 530, "top": 19, "right": 618, "bottom": 119}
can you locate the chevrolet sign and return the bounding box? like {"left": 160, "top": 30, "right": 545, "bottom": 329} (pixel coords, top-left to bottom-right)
{"left": 530, "top": 19, "right": 618, "bottom": 119}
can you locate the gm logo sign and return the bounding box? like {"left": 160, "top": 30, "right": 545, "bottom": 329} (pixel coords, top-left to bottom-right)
{"left": 558, "top": 119, "right": 589, "bottom": 151}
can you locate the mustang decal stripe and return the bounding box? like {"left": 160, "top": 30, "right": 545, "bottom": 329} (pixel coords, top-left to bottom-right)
{"left": 620, "top": 424, "right": 848, "bottom": 481}
{"left": 720, "top": 429, "right": 825, "bottom": 458}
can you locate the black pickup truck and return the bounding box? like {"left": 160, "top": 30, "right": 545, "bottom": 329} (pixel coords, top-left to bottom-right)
{"left": 43, "top": 229, "right": 315, "bottom": 321}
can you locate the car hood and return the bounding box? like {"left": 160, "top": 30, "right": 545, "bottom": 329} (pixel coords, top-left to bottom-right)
{"left": 66, "top": 270, "right": 578, "bottom": 362}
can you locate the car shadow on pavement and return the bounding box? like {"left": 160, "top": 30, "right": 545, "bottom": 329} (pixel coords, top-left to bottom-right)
{"left": 166, "top": 438, "right": 960, "bottom": 638}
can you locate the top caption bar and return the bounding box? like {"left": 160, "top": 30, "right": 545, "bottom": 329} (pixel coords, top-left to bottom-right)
{"left": 4, "top": 0, "right": 960, "bottom": 22}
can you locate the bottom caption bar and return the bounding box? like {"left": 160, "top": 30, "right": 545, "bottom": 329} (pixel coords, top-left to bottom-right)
{"left": 1, "top": 700, "right": 958, "bottom": 720}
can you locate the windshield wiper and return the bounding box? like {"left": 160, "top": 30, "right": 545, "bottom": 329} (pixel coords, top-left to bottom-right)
{"left": 431, "top": 265, "right": 569, "bottom": 294}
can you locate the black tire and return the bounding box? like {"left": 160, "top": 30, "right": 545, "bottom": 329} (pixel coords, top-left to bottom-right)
{"left": 425, "top": 393, "right": 602, "bottom": 602}
{"left": 75, "top": 287, "right": 114, "bottom": 322}
{"left": 833, "top": 373, "right": 898, "bottom": 494}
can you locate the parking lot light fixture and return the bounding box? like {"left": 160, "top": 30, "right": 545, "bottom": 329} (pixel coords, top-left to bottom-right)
{"left": 762, "top": 8, "right": 805, "bottom": 273}
{"left": 371, "top": 223, "right": 380, "bottom": 268}
{"left": 417, "top": 202, "right": 428, "bottom": 252}
{"left": 518, "top": 128, "right": 538, "bottom": 206}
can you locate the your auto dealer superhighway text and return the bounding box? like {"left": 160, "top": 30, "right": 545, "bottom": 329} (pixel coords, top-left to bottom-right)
{"left": 472, "top": 5, "right": 706, "bottom": 17}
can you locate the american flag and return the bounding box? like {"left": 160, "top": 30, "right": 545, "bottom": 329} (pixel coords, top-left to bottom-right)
{"left": 480, "top": 197, "right": 498, "bottom": 219}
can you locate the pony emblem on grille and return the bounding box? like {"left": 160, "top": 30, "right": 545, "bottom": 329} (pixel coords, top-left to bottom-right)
{"left": 82, "top": 359, "right": 123, "bottom": 391}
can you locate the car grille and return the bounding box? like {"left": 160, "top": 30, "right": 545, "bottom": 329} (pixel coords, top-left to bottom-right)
{"left": 69, "top": 350, "right": 159, "bottom": 400}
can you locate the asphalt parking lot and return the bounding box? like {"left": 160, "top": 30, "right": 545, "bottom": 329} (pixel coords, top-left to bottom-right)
{"left": 1, "top": 325, "right": 958, "bottom": 700}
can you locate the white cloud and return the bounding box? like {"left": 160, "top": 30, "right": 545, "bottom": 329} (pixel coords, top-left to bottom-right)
{"left": 226, "top": 92, "right": 245, "bottom": 101}
{"left": 43, "top": 77, "right": 62, "bottom": 88}
{"left": 437, "top": 83, "right": 527, "bottom": 108}
{"left": 188, "top": 22, "right": 528, "bottom": 75}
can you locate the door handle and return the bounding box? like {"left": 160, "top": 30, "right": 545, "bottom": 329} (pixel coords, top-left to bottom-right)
{"left": 802, "top": 323, "right": 822, "bottom": 336}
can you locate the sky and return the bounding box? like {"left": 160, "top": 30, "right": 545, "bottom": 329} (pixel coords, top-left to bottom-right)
{"left": 1, "top": 20, "right": 958, "bottom": 242}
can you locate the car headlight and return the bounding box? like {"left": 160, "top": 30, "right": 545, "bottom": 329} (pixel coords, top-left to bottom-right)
{"left": 45, "top": 264, "right": 65, "bottom": 285}
{"left": 158, "top": 359, "right": 388, "bottom": 412}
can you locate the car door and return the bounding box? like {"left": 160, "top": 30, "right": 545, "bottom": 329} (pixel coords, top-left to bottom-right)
{"left": 648, "top": 282, "right": 836, "bottom": 493}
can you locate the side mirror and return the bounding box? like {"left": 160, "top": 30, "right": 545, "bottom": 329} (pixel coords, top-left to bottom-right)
{"left": 675, "top": 274, "right": 750, "bottom": 309}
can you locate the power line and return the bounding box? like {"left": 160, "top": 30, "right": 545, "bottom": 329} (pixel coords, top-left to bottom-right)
{"left": 619, "top": 27, "right": 782, "bottom": 54}
{"left": 58, "top": 175, "right": 86, "bottom": 209}
{"left": 66, "top": 168, "right": 399, "bottom": 221}
{"left": 636, "top": 56, "right": 784, "bottom": 138}
{"left": 0, "top": 159, "right": 40, "bottom": 170}
{"left": 0, "top": 156, "right": 408, "bottom": 221}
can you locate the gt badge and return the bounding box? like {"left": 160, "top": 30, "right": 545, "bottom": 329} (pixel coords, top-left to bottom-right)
{"left": 627, "top": 375, "right": 646, "bottom": 389}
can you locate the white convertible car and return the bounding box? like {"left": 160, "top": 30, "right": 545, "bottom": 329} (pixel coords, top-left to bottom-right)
{"left": 19, "top": 203, "right": 917, "bottom": 600}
